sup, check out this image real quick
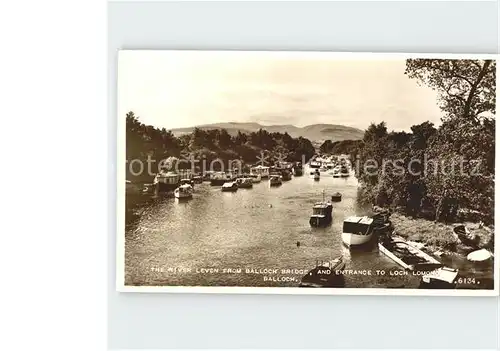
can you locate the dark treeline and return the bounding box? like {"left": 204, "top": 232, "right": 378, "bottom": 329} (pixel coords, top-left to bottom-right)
{"left": 350, "top": 59, "right": 496, "bottom": 224}
{"left": 319, "top": 139, "right": 363, "bottom": 155}
{"left": 126, "top": 112, "right": 316, "bottom": 181}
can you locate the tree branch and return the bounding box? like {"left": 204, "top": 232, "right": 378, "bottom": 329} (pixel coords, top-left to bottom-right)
{"left": 464, "top": 60, "right": 492, "bottom": 120}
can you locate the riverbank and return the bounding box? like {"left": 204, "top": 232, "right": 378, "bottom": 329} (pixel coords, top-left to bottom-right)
{"left": 389, "top": 212, "right": 495, "bottom": 255}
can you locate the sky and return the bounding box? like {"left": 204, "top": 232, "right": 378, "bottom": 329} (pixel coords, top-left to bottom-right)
{"left": 118, "top": 51, "right": 443, "bottom": 132}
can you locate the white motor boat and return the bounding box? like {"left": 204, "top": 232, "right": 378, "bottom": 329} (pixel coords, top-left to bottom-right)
{"left": 341, "top": 216, "right": 374, "bottom": 247}
{"left": 174, "top": 184, "right": 193, "bottom": 199}
{"left": 221, "top": 181, "right": 238, "bottom": 192}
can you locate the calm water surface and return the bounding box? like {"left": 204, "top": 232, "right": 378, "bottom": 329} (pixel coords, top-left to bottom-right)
{"left": 125, "top": 171, "right": 493, "bottom": 289}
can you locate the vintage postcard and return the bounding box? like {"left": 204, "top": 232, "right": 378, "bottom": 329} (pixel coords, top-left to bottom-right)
{"left": 116, "top": 50, "right": 498, "bottom": 296}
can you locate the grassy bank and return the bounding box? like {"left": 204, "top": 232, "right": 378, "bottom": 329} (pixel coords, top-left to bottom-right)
{"left": 389, "top": 213, "right": 495, "bottom": 255}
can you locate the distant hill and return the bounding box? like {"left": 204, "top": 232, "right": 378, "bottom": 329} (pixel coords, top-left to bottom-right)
{"left": 171, "top": 122, "right": 364, "bottom": 142}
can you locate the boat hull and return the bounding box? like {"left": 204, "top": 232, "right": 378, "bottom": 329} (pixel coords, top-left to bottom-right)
{"left": 309, "top": 216, "right": 332, "bottom": 227}
{"left": 299, "top": 258, "right": 346, "bottom": 288}
{"left": 331, "top": 194, "right": 342, "bottom": 202}
{"left": 238, "top": 183, "right": 253, "bottom": 188}
{"left": 342, "top": 232, "right": 373, "bottom": 247}
{"left": 221, "top": 187, "right": 237, "bottom": 192}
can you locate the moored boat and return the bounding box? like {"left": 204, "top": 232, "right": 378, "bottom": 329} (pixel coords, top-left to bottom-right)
{"left": 340, "top": 165, "right": 350, "bottom": 177}
{"left": 250, "top": 165, "right": 270, "bottom": 179}
{"left": 153, "top": 171, "right": 181, "bottom": 192}
{"left": 299, "top": 256, "right": 346, "bottom": 288}
{"left": 309, "top": 160, "right": 321, "bottom": 169}
{"left": 331, "top": 192, "right": 342, "bottom": 202}
{"left": 341, "top": 216, "right": 374, "bottom": 247}
{"left": 221, "top": 181, "right": 238, "bottom": 192}
{"left": 174, "top": 184, "right": 193, "bottom": 199}
{"left": 269, "top": 175, "right": 282, "bottom": 187}
{"left": 235, "top": 177, "right": 253, "bottom": 189}
{"left": 378, "top": 236, "right": 441, "bottom": 271}
{"left": 332, "top": 166, "right": 341, "bottom": 178}
{"left": 250, "top": 173, "right": 261, "bottom": 183}
{"left": 202, "top": 171, "right": 214, "bottom": 182}
{"left": 309, "top": 169, "right": 320, "bottom": 181}
{"left": 309, "top": 199, "right": 333, "bottom": 227}
{"left": 280, "top": 169, "right": 292, "bottom": 181}
{"left": 210, "top": 172, "right": 234, "bottom": 186}
{"left": 192, "top": 175, "right": 203, "bottom": 184}
{"left": 292, "top": 162, "right": 303, "bottom": 176}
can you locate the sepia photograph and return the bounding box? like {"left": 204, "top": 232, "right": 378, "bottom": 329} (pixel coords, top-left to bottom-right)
{"left": 116, "top": 51, "right": 498, "bottom": 295}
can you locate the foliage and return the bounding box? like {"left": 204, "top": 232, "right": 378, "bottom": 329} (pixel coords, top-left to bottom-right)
{"left": 351, "top": 59, "right": 495, "bottom": 224}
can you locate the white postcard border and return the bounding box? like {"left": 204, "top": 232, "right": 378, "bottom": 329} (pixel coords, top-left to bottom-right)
{"left": 115, "top": 50, "right": 499, "bottom": 296}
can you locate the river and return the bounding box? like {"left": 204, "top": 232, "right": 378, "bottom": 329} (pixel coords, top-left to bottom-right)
{"left": 124, "top": 171, "right": 493, "bottom": 289}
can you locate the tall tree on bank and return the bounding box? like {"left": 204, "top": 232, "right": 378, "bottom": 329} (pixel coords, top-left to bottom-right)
{"left": 405, "top": 59, "right": 496, "bottom": 223}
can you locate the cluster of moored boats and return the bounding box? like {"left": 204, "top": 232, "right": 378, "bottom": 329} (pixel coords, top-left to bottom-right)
{"left": 148, "top": 161, "right": 306, "bottom": 199}
{"left": 301, "top": 206, "right": 493, "bottom": 290}
{"left": 308, "top": 154, "right": 352, "bottom": 179}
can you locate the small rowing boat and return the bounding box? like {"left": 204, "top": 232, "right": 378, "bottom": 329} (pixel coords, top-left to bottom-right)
{"left": 378, "top": 236, "right": 441, "bottom": 271}
{"left": 453, "top": 225, "right": 480, "bottom": 249}
{"left": 299, "top": 256, "right": 345, "bottom": 288}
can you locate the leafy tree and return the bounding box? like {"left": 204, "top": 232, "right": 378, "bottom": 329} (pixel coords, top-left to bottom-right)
{"left": 405, "top": 59, "right": 495, "bottom": 122}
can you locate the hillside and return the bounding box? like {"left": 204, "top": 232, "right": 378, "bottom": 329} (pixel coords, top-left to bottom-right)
{"left": 171, "top": 122, "right": 364, "bottom": 142}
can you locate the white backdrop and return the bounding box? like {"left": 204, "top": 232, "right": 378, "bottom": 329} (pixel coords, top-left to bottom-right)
{"left": 108, "top": 1, "right": 499, "bottom": 349}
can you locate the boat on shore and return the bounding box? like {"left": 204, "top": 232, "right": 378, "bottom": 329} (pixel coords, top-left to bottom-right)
{"left": 341, "top": 216, "right": 375, "bottom": 247}
{"left": 453, "top": 224, "right": 480, "bottom": 249}
{"left": 235, "top": 177, "right": 253, "bottom": 189}
{"left": 221, "top": 181, "right": 238, "bottom": 192}
{"left": 299, "top": 256, "right": 346, "bottom": 288}
{"left": 467, "top": 248, "right": 494, "bottom": 263}
{"left": 418, "top": 267, "right": 459, "bottom": 289}
{"left": 269, "top": 175, "right": 282, "bottom": 187}
{"left": 174, "top": 184, "right": 193, "bottom": 199}
{"left": 378, "top": 236, "right": 442, "bottom": 271}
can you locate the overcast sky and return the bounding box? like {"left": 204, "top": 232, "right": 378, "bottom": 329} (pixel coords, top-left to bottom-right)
{"left": 118, "top": 51, "right": 443, "bottom": 132}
